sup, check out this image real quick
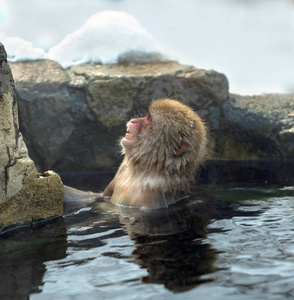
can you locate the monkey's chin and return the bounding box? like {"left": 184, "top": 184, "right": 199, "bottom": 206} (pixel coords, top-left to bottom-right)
{"left": 121, "top": 137, "right": 136, "bottom": 149}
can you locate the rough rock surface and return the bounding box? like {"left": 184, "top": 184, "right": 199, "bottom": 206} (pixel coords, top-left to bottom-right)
{"left": 219, "top": 94, "right": 294, "bottom": 159}
{"left": 0, "top": 44, "right": 64, "bottom": 231}
{"left": 9, "top": 59, "right": 294, "bottom": 174}
{"left": 11, "top": 59, "right": 229, "bottom": 172}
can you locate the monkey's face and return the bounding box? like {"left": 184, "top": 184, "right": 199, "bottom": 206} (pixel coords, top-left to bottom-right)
{"left": 121, "top": 99, "right": 207, "bottom": 180}
{"left": 121, "top": 113, "right": 152, "bottom": 149}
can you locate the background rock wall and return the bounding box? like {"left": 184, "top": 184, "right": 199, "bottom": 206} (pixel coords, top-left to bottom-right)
{"left": 10, "top": 59, "right": 294, "bottom": 174}
{"left": 11, "top": 59, "right": 230, "bottom": 172}
{"left": 219, "top": 94, "right": 294, "bottom": 159}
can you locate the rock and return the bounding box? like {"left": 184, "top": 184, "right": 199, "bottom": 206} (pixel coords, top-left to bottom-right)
{"left": 10, "top": 58, "right": 293, "bottom": 176}
{"left": 218, "top": 94, "right": 294, "bottom": 159}
{"left": 11, "top": 60, "right": 229, "bottom": 172}
{"left": 0, "top": 44, "right": 64, "bottom": 231}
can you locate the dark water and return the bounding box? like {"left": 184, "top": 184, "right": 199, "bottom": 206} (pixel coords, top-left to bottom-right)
{"left": 1, "top": 182, "right": 294, "bottom": 300}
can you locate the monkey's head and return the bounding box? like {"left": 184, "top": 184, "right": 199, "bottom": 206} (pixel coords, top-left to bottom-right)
{"left": 120, "top": 99, "right": 208, "bottom": 194}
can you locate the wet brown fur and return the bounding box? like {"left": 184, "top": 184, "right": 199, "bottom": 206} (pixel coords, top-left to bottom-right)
{"left": 103, "top": 98, "right": 208, "bottom": 209}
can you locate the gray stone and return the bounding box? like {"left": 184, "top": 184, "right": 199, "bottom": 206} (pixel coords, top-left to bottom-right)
{"left": 10, "top": 58, "right": 294, "bottom": 175}
{"left": 0, "top": 44, "right": 64, "bottom": 231}
{"left": 11, "top": 60, "right": 229, "bottom": 172}
{"left": 218, "top": 94, "right": 294, "bottom": 159}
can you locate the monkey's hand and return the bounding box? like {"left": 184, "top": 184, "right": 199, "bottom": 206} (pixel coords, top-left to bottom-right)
{"left": 64, "top": 185, "right": 103, "bottom": 203}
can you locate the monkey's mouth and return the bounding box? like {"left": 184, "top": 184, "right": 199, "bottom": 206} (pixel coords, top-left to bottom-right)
{"left": 121, "top": 126, "right": 136, "bottom": 149}
{"left": 124, "top": 128, "right": 135, "bottom": 140}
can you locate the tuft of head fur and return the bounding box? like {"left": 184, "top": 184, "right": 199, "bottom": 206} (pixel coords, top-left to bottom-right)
{"left": 125, "top": 98, "right": 208, "bottom": 194}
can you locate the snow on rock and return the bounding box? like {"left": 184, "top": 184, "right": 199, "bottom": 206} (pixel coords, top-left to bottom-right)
{"left": 0, "top": 33, "right": 45, "bottom": 61}
{"left": 46, "top": 11, "right": 172, "bottom": 68}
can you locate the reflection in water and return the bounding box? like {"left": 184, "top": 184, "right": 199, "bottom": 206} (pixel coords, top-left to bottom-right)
{"left": 65, "top": 197, "right": 219, "bottom": 292}
{"left": 0, "top": 218, "right": 67, "bottom": 300}
{"left": 118, "top": 200, "right": 217, "bottom": 292}
{"left": 2, "top": 184, "right": 293, "bottom": 299}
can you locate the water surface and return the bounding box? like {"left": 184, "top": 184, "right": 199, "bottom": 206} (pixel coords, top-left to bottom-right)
{"left": 1, "top": 183, "right": 294, "bottom": 300}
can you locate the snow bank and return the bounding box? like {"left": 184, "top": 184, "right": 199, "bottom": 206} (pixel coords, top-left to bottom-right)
{"left": 1, "top": 1, "right": 293, "bottom": 94}
{"left": 0, "top": 11, "right": 171, "bottom": 68}
{"left": 0, "top": 33, "right": 45, "bottom": 61}
{"left": 46, "top": 11, "right": 172, "bottom": 68}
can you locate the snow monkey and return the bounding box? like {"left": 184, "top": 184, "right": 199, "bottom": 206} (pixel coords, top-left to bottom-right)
{"left": 64, "top": 99, "right": 208, "bottom": 209}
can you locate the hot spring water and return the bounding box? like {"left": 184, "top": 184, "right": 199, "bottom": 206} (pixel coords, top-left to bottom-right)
{"left": 1, "top": 181, "right": 294, "bottom": 300}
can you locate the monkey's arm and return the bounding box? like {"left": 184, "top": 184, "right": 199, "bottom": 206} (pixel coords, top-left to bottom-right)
{"left": 102, "top": 179, "right": 114, "bottom": 197}
{"left": 64, "top": 185, "right": 103, "bottom": 202}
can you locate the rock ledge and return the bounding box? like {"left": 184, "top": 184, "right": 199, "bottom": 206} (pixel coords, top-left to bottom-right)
{"left": 0, "top": 44, "right": 64, "bottom": 231}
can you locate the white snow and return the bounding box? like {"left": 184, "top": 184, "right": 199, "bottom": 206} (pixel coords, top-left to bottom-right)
{"left": 0, "top": 33, "right": 45, "bottom": 61}
{"left": 0, "top": 0, "right": 293, "bottom": 95}
{"left": 46, "top": 11, "right": 172, "bottom": 67}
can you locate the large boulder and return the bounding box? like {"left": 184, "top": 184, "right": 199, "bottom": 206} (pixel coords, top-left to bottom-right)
{"left": 11, "top": 60, "right": 229, "bottom": 172}
{"left": 219, "top": 93, "right": 294, "bottom": 159}
{"left": 0, "top": 44, "right": 64, "bottom": 231}
{"left": 9, "top": 59, "right": 294, "bottom": 177}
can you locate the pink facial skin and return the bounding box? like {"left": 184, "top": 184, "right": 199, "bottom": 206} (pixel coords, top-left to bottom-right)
{"left": 121, "top": 114, "right": 152, "bottom": 149}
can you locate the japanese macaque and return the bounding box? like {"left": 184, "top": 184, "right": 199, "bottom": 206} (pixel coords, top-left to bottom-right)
{"left": 64, "top": 98, "right": 208, "bottom": 209}
{"left": 104, "top": 98, "right": 207, "bottom": 208}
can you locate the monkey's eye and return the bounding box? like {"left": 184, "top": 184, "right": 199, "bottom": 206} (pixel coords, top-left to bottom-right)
{"left": 146, "top": 113, "right": 152, "bottom": 121}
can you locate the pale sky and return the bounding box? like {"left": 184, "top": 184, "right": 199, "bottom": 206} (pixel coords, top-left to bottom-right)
{"left": 0, "top": 0, "right": 293, "bottom": 94}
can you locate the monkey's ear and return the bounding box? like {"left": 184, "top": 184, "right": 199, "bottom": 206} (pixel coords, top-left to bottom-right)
{"left": 175, "top": 141, "right": 188, "bottom": 156}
